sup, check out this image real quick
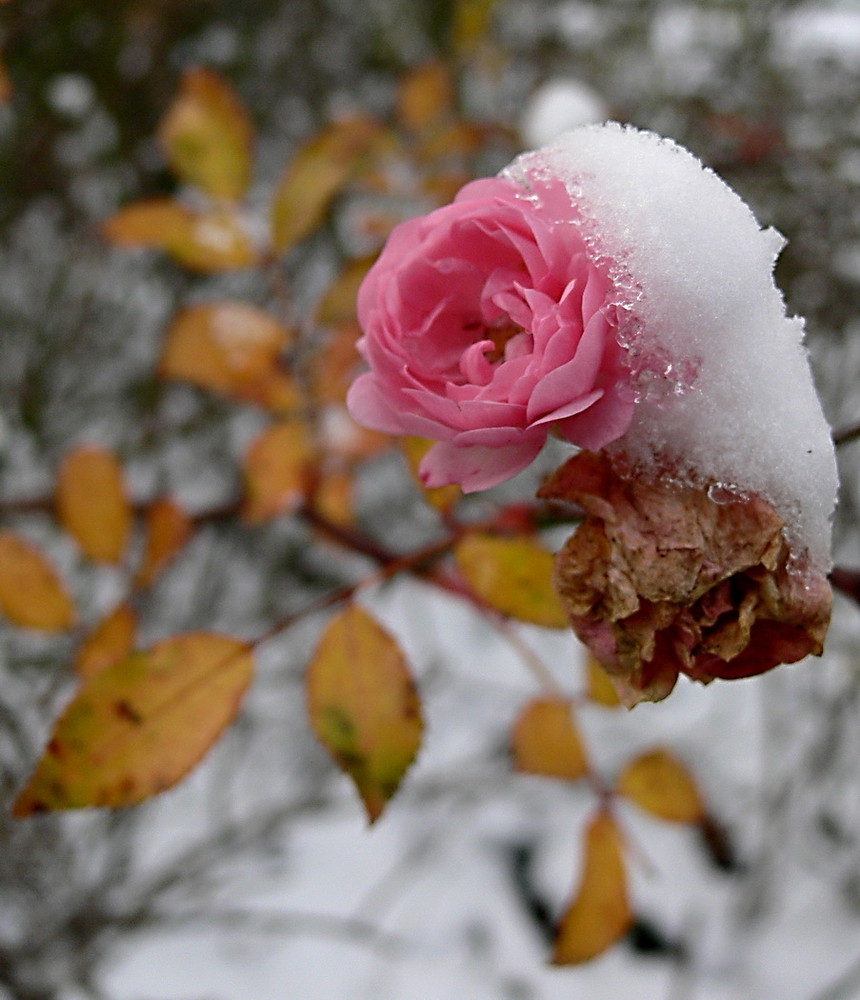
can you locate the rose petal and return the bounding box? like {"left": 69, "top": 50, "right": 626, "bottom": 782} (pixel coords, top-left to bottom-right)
{"left": 420, "top": 438, "right": 543, "bottom": 492}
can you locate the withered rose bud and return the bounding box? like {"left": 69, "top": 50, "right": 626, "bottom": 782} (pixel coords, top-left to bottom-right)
{"left": 539, "top": 452, "right": 832, "bottom": 706}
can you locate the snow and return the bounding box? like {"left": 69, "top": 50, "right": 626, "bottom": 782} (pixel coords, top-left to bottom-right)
{"left": 101, "top": 586, "right": 860, "bottom": 1000}
{"left": 504, "top": 123, "right": 838, "bottom": 569}
{"left": 772, "top": 6, "right": 860, "bottom": 69}
{"left": 520, "top": 79, "right": 607, "bottom": 148}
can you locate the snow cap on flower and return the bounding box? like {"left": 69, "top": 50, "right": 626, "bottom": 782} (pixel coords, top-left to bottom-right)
{"left": 350, "top": 122, "right": 837, "bottom": 572}
{"left": 505, "top": 123, "right": 837, "bottom": 571}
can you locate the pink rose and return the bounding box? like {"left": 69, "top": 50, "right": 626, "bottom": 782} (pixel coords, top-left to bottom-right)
{"left": 346, "top": 176, "right": 634, "bottom": 491}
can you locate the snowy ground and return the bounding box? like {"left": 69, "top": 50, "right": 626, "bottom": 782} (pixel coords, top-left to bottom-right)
{"left": 98, "top": 576, "right": 860, "bottom": 1000}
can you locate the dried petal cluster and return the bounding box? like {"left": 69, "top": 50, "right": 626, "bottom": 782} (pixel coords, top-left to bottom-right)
{"left": 540, "top": 452, "right": 831, "bottom": 705}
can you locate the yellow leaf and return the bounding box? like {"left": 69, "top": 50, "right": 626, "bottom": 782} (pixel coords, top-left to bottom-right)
{"left": 160, "top": 302, "right": 292, "bottom": 404}
{"left": 511, "top": 696, "right": 588, "bottom": 781}
{"left": 13, "top": 633, "right": 253, "bottom": 814}
{"left": 552, "top": 811, "right": 633, "bottom": 965}
{"left": 400, "top": 437, "right": 460, "bottom": 514}
{"left": 416, "top": 122, "right": 486, "bottom": 163}
{"left": 75, "top": 603, "right": 137, "bottom": 680}
{"left": 311, "top": 469, "right": 355, "bottom": 527}
{"left": 316, "top": 257, "right": 376, "bottom": 325}
{"left": 0, "top": 532, "right": 75, "bottom": 632}
{"left": 451, "top": 0, "right": 501, "bottom": 53}
{"left": 103, "top": 199, "right": 256, "bottom": 272}
{"left": 56, "top": 445, "right": 132, "bottom": 564}
{"left": 134, "top": 499, "right": 194, "bottom": 589}
{"left": 585, "top": 655, "right": 622, "bottom": 708}
{"left": 617, "top": 748, "right": 705, "bottom": 824}
{"left": 307, "top": 604, "right": 423, "bottom": 822}
{"left": 454, "top": 533, "right": 567, "bottom": 627}
{"left": 158, "top": 67, "right": 253, "bottom": 200}
{"left": 241, "top": 421, "right": 315, "bottom": 523}
{"left": 310, "top": 321, "right": 362, "bottom": 405}
{"left": 271, "top": 116, "right": 382, "bottom": 252}
{"left": 395, "top": 61, "right": 455, "bottom": 132}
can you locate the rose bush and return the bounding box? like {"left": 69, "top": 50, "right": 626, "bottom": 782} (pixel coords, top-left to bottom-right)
{"left": 346, "top": 176, "right": 634, "bottom": 491}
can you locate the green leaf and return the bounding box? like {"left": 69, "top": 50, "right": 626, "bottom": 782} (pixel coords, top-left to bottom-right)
{"left": 307, "top": 604, "right": 423, "bottom": 822}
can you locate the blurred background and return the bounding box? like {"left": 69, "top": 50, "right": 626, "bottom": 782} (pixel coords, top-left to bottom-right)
{"left": 3, "top": 1, "right": 860, "bottom": 998}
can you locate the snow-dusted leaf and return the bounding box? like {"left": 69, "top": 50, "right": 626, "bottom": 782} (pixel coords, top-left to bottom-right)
{"left": 74, "top": 603, "right": 137, "bottom": 680}
{"left": 102, "top": 199, "right": 256, "bottom": 272}
{"left": 159, "top": 302, "right": 294, "bottom": 405}
{"left": 307, "top": 604, "right": 423, "bottom": 823}
{"left": 157, "top": 67, "right": 253, "bottom": 201}
{"left": 56, "top": 444, "right": 132, "bottom": 565}
{"left": 0, "top": 532, "right": 75, "bottom": 632}
{"left": 134, "top": 499, "right": 194, "bottom": 589}
{"left": 13, "top": 633, "right": 253, "bottom": 814}
{"left": 271, "top": 116, "right": 382, "bottom": 252}
{"left": 511, "top": 696, "right": 588, "bottom": 781}
{"left": 241, "top": 421, "right": 315, "bottom": 523}
{"left": 618, "top": 748, "right": 705, "bottom": 824}
{"left": 454, "top": 532, "right": 567, "bottom": 627}
{"left": 552, "top": 810, "right": 632, "bottom": 964}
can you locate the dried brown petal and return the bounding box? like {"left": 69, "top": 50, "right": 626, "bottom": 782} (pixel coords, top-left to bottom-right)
{"left": 540, "top": 452, "right": 831, "bottom": 706}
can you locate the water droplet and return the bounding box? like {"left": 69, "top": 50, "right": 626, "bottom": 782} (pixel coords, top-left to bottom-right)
{"left": 707, "top": 482, "right": 748, "bottom": 505}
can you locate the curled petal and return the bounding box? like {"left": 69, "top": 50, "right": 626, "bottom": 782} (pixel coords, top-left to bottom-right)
{"left": 420, "top": 438, "right": 544, "bottom": 492}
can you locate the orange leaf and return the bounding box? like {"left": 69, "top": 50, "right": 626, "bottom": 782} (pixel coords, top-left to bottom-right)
{"left": 0, "top": 532, "right": 75, "bottom": 632}
{"left": 0, "top": 54, "right": 11, "bottom": 104}
{"left": 271, "top": 116, "right": 382, "bottom": 252}
{"left": 75, "top": 603, "right": 137, "bottom": 680}
{"left": 511, "top": 696, "right": 588, "bottom": 781}
{"left": 157, "top": 67, "right": 253, "bottom": 200}
{"left": 241, "top": 421, "right": 315, "bottom": 523}
{"left": 159, "top": 302, "right": 293, "bottom": 404}
{"left": 617, "top": 748, "right": 705, "bottom": 824}
{"left": 134, "top": 499, "right": 193, "bottom": 589}
{"left": 307, "top": 604, "right": 423, "bottom": 822}
{"left": 454, "top": 533, "right": 568, "bottom": 627}
{"left": 311, "top": 321, "right": 362, "bottom": 405}
{"left": 316, "top": 257, "right": 376, "bottom": 325}
{"left": 13, "top": 633, "right": 253, "bottom": 814}
{"left": 417, "top": 122, "right": 486, "bottom": 163}
{"left": 552, "top": 811, "right": 633, "bottom": 964}
{"left": 401, "top": 437, "right": 460, "bottom": 514}
{"left": 56, "top": 445, "right": 132, "bottom": 564}
{"left": 102, "top": 199, "right": 256, "bottom": 272}
{"left": 395, "top": 61, "right": 455, "bottom": 132}
{"left": 311, "top": 470, "right": 355, "bottom": 527}
{"left": 584, "top": 655, "right": 621, "bottom": 708}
